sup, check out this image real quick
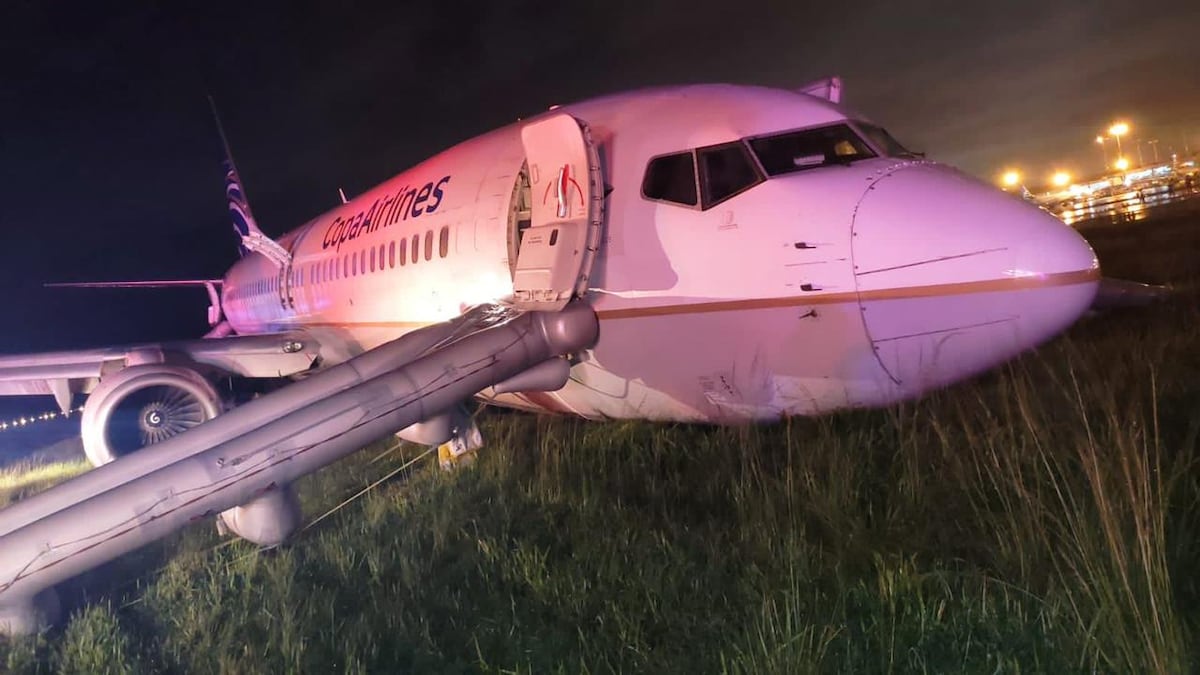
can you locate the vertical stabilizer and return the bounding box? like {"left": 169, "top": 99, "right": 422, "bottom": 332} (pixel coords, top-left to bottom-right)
{"left": 208, "top": 97, "right": 291, "bottom": 267}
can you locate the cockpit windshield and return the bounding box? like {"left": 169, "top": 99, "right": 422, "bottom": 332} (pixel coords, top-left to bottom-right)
{"left": 747, "top": 124, "right": 876, "bottom": 176}
{"left": 854, "top": 122, "right": 915, "bottom": 158}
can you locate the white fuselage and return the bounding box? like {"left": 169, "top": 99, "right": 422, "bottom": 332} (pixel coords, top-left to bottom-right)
{"left": 220, "top": 84, "right": 1099, "bottom": 423}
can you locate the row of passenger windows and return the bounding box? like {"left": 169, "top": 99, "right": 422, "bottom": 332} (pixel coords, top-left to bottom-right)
{"left": 642, "top": 122, "right": 910, "bottom": 210}
{"left": 229, "top": 226, "right": 451, "bottom": 301}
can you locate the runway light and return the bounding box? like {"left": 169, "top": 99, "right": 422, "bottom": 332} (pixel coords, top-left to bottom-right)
{"left": 1051, "top": 171, "right": 1071, "bottom": 187}
{"left": 1115, "top": 157, "right": 1130, "bottom": 171}
{"left": 1001, "top": 170, "right": 1021, "bottom": 187}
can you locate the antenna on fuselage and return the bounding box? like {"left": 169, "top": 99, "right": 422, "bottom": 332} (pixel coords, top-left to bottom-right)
{"left": 797, "top": 76, "right": 843, "bottom": 103}
{"left": 338, "top": 187, "right": 349, "bottom": 204}
{"left": 207, "top": 95, "right": 291, "bottom": 268}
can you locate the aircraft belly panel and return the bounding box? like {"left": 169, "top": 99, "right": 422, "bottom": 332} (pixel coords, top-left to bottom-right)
{"left": 525, "top": 301, "right": 887, "bottom": 422}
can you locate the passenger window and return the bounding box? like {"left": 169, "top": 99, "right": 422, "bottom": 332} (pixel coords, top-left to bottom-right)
{"left": 424, "top": 230, "right": 433, "bottom": 261}
{"left": 388, "top": 241, "right": 396, "bottom": 268}
{"left": 698, "top": 143, "right": 762, "bottom": 208}
{"left": 370, "top": 247, "right": 376, "bottom": 273}
{"left": 439, "top": 226, "right": 449, "bottom": 258}
{"left": 642, "top": 152, "right": 698, "bottom": 206}
{"left": 399, "top": 238, "right": 407, "bottom": 266}
{"left": 411, "top": 235, "right": 419, "bottom": 263}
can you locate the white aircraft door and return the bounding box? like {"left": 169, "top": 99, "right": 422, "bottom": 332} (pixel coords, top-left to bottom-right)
{"left": 512, "top": 113, "right": 604, "bottom": 311}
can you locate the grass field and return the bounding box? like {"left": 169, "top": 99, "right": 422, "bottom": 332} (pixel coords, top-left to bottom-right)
{"left": 2, "top": 206, "right": 1198, "bottom": 673}
{"left": 0, "top": 459, "right": 91, "bottom": 509}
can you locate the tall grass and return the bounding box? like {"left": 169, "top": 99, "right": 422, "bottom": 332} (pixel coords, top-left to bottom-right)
{"left": 0, "top": 210, "right": 1197, "bottom": 672}
{"left": 0, "top": 459, "right": 91, "bottom": 508}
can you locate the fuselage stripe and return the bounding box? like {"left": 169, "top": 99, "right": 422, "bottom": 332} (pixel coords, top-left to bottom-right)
{"left": 593, "top": 268, "right": 1099, "bottom": 320}
{"left": 282, "top": 269, "right": 1099, "bottom": 329}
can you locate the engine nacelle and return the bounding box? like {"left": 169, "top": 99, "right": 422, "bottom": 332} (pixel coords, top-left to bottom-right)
{"left": 80, "top": 365, "right": 223, "bottom": 466}
{"left": 217, "top": 484, "right": 302, "bottom": 547}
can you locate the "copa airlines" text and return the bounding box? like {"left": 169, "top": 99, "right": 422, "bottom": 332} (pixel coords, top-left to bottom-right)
{"left": 322, "top": 175, "right": 451, "bottom": 252}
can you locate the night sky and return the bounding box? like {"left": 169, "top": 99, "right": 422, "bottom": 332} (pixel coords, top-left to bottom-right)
{"left": 0, "top": 1, "right": 1197, "bottom": 364}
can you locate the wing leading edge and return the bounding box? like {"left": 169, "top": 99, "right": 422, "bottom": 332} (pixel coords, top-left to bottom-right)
{"left": 0, "top": 332, "right": 319, "bottom": 413}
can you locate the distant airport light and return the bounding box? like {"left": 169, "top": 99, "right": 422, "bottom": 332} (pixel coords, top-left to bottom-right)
{"left": 1001, "top": 170, "right": 1021, "bottom": 187}
{"left": 0, "top": 405, "right": 81, "bottom": 433}
{"left": 1051, "top": 171, "right": 1071, "bottom": 187}
{"left": 1114, "top": 157, "right": 1130, "bottom": 171}
{"left": 1095, "top": 136, "right": 1105, "bottom": 144}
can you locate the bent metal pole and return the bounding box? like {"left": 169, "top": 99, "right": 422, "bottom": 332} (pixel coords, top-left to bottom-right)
{"left": 0, "top": 302, "right": 598, "bottom": 634}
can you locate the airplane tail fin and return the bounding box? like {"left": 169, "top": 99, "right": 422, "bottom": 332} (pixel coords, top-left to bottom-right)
{"left": 209, "top": 97, "right": 291, "bottom": 267}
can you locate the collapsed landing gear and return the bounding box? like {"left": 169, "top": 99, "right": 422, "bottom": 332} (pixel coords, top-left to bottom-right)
{"left": 437, "top": 418, "right": 484, "bottom": 470}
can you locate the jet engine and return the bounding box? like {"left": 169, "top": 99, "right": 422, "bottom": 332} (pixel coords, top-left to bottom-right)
{"left": 216, "top": 484, "right": 302, "bottom": 547}
{"left": 80, "top": 365, "right": 224, "bottom": 466}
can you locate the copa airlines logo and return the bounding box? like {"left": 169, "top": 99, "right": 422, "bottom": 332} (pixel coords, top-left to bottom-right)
{"left": 322, "top": 176, "right": 451, "bottom": 252}
{"left": 224, "top": 161, "right": 255, "bottom": 242}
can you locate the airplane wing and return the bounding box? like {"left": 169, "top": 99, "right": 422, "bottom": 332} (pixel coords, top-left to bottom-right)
{"left": 0, "top": 332, "right": 320, "bottom": 412}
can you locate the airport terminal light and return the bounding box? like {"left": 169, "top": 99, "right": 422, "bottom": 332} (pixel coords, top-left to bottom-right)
{"left": 1051, "top": 171, "right": 1070, "bottom": 187}
{"left": 1114, "top": 156, "right": 1130, "bottom": 171}
{"left": 1001, "top": 169, "right": 1021, "bottom": 188}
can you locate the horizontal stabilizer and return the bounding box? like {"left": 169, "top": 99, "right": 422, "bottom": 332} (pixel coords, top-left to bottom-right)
{"left": 45, "top": 280, "right": 223, "bottom": 289}
{"left": 47, "top": 280, "right": 225, "bottom": 325}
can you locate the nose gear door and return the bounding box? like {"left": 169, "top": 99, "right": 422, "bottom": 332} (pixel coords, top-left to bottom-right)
{"left": 512, "top": 113, "right": 604, "bottom": 311}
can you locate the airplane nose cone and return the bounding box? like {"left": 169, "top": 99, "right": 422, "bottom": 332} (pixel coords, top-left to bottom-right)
{"left": 849, "top": 162, "right": 1099, "bottom": 400}
{"left": 1012, "top": 212, "right": 1100, "bottom": 278}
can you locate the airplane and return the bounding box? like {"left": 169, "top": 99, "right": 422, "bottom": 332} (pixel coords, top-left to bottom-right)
{"left": 0, "top": 77, "right": 1100, "bottom": 469}
{"left": 0, "top": 77, "right": 1109, "bottom": 634}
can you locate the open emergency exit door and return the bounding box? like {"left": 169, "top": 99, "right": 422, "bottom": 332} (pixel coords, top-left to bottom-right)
{"left": 512, "top": 113, "right": 604, "bottom": 311}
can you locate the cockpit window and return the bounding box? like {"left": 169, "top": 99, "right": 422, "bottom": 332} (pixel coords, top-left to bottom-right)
{"left": 748, "top": 124, "right": 876, "bottom": 176}
{"left": 698, "top": 142, "right": 762, "bottom": 208}
{"left": 642, "top": 152, "right": 698, "bottom": 206}
{"left": 854, "top": 122, "right": 915, "bottom": 158}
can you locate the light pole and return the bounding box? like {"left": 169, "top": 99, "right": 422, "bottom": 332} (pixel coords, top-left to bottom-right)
{"left": 1148, "top": 139, "right": 1160, "bottom": 163}
{"left": 1109, "top": 121, "right": 1130, "bottom": 166}
{"left": 1096, "top": 136, "right": 1109, "bottom": 170}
